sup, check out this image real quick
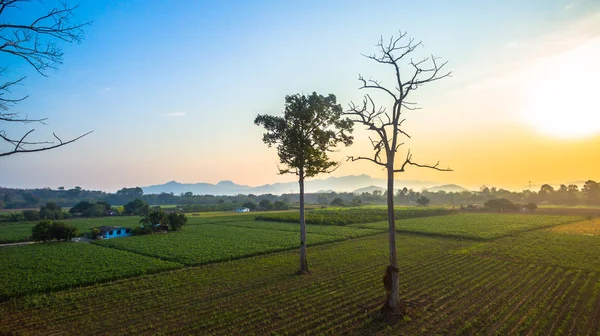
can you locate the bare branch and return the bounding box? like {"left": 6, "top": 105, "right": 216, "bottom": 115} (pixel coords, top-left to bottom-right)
{"left": 0, "top": 1, "right": 91, "bottom": 158}
{"left": 395, "top": 150, "right": 452, "bottom": 173}
{"left": 346, "top": 155, "right": 386, "bottom": 167}
{"left": 0, "top": 130, "right": 93, "bottom": 157}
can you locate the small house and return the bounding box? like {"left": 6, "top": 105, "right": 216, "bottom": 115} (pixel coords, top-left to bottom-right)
{"left": 98, "top": 226, "right": 132, "bottom": 239}
{"left": 235, "top": 207, "right": 250, "bottom": 212}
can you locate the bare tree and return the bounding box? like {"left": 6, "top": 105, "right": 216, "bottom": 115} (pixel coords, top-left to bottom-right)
{"left": 345, "top": 32, "right": 452, "bottom": 314}
{"left": 0, "top": 0, "right": 92, "bottom": 158}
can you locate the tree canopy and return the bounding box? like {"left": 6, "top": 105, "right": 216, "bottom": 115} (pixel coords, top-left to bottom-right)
{"left": 255, "top": 92, "right": 353, "bottom": 178}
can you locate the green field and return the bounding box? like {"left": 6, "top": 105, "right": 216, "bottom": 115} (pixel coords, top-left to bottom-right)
{"left": 256, "top": 207, "right": 451, "bottom": 226}
{"left": 464, "top": 221, "right": 600, "bottom": 271}
{"left": 2, "top": 230, "right": 600, "bottom": 335}
{"left": 1, "top": 210, "right": 599, "bottom": 334}
{"left": 0, "top": 210, "right": 294, "bottom": 243}
{"left": 0, "top": 243, "right": 181, "bottom": 299}
{"left": 92, "top": 223, "right": 373, "bottom": 265}
{"left": 351, "top": 213, "right": 583, "bottom": 240}
{"left": 207, "top": 219, "right": 382, "bottom": 237}
{"left": 0, "top": 216, "right": 140, "bottom": 243}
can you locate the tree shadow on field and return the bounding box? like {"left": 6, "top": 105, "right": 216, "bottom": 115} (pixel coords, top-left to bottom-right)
{"left": 354, "top": 294, "right": 433, "bottom": 335}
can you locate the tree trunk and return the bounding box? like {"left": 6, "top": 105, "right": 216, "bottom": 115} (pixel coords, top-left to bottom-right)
{"left": 298, "top": 170, "right": 309, "bottom": 274}
{"left": 386, "top": 166, "right": 400, "bottom": 311}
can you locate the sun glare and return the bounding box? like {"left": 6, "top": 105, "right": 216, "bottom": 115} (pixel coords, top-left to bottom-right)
{"left": 521, "top": 37, "right": 600, "bottom": 138}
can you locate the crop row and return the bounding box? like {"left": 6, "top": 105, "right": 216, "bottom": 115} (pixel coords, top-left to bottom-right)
{"left": 465, "top": 221, "right": 600, "bottom": 271}
{"left": 352, "top": 213, "right": 583, "bottom": 240}
{"left": 93, "top": 224, "right": 345, "bottom": 265}
{"left": 3, "top": 232, "right": 599, "bottom": 335}
{"left": 0, "top": 243, "right": 181, "bottom": 299}
{"left": 255, "top": 207, "right": 451, "bottom": 226}
{"left": 207, "top": 219, "right": 382, "bottom": 238}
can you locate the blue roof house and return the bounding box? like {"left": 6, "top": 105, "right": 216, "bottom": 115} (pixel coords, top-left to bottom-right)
{"left": 98, "top": 226, "right": 132, "bottom": 239}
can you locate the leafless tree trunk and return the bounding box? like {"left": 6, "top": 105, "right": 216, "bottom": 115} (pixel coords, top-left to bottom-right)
{"left": 0, "top": 0, "right": 92, "bottom": 157}
{"left": 345, "top": 32, "right": 452, "bottom": 314}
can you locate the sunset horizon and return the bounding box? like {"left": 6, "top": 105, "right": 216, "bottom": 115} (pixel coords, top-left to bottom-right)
{"left": 1, "top": 0, "right": 599, "bottom": 192}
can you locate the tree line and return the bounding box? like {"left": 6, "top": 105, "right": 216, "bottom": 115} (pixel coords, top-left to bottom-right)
{"left": 2, "top": 180, "right": 599, "bottom": 212}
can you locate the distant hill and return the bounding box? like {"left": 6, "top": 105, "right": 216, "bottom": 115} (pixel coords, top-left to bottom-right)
{"left": 141, "top": 174, "right": 439, "bottom": 196}
{"left": 352, "top": 185, "right": 386, "bottom": 194}
{"left": 425, "top": 184, "right": 469, "bottom": 193}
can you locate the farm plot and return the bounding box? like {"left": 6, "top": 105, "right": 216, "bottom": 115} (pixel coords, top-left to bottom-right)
{"left": 0, "top": 216, "right": 140, "bottom": 243}
{"left": 2, "top": 233, "right": 600, "bottom": 335}
{"left": 209, "top": 220, "right": 382, "bottom": 238}
{"left": 0, "top": 243, "right": 182, "bottom": 299}
{"left": 93, "top": 224, "right": 344, "bottom": 265}
{"left": 351, "top": 213, "right": 583, "bottom": 240}
{"left": 465, "top": 220, "right": 600, "bottom": 271}
{"left": 255, "top": 207, "right": 450, "bottom": 226}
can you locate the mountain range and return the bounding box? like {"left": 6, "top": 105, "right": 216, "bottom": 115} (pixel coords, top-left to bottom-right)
{"left": 141, "top": 174, "right": 457, "bottom": 196}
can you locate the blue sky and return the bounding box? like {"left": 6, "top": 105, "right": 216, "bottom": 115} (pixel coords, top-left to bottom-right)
{"left": 1, "top": 0, "right": 599, "bottom": 191}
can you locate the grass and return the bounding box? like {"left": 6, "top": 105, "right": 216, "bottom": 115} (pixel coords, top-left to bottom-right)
{"left": 0, "top": 242, "right": 182, "bottom": 299}
{"left": 351, "top": 213, "right": 583, "bottom": 240}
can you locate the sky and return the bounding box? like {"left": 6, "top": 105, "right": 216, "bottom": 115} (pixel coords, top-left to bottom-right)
{"left": 0, "top": 0, "right": 599, "bottom": 192}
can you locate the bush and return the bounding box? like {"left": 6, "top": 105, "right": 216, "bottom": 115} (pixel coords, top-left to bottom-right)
{"left": 90, "top": 228, "right": 101, "bottom": 239}
{"left": 484, "top": 198, "right": 520, "bottom": 212}
{"left": 525, "top": 202, "right": 538, "bottom": 212}
{"left": 23, "top": 210, "right": 40, "bottom": 221}
{"left": 31, "top": 221, "right": 79, "bottom": 242}
{"left": 131, "top": 226, "right": 152, "bottom": 235}
{"left": 50, "top": 222, "right": 79, "bottom": 241}
{"left": 7, "top": 212, "right": 24, "bottom": 222}
{"left": 31, "top": 221, "right": 53, "bottom": 242}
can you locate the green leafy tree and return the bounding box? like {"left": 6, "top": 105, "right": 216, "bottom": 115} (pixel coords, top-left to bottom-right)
{"left": 242, "top": 202, "right": 257, "bottom": 211}
{"left": 167, "top": 213, "right": 187, "bottom": 231}
{"left": 124, "top": 199, "right": 150, "bottom": 216}
{"left": 582, "top": 180, "right": 600, "bottom": 205}
{"left": 330, "top": 197, "right": 345, "bottom": 206}
{"left": 484, "top": 198, "right": 519, "bottom": 211}
{"left": 50, "top": 221, "right": 79, "bottom": 241}
{"left": 23, "top": 210, "right": 40, "bottom": 221}
{"left": 259, "top": 199, "right": 273, "bottom": 211}
{"left": 273, "top": 201, "right": 289, "bottom": 210}
{"left": 97, "top": 201, "right": 112, "bottom": 212}
{"left": 255, "top": 92, "right": 353, "bottom": 274}
{"left": 31, "top": 220, "right": 78, "bottom": 241}
{"left": 344, "top": 32, "right": 451, "bottom": 313}
{"left": 31, "top": 221, "right": 53, "bottom": 242}
{"left": 70, "top": 201, "right": 95, "bottom": 214}
{"left": 139, "top": 207, "right": 169, "bottom": 234}
{"left": 416, "top": 196, "right": 430, "bottom": 207}
{"left": 39, "top": 202, "right": 62, "bottom": 219}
